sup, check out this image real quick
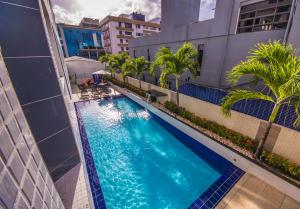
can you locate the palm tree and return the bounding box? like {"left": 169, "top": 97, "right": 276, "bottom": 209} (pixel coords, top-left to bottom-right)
{"left": 122, "top": 56, "right": 149, "bottom": 89}
{"left": 99, "top": 54, "right": 111, "bottom": 78}
{"left": 121, "top": 60, "right": 133, "bottom": 87}
{"left": 221, "top": 41, "right": 300, "bottom": 159}
{"left": 150, "top": 43, "right": 199, "bottom": 105}
{"left": 106, "top": 52, "right": 129, "bottom": 79}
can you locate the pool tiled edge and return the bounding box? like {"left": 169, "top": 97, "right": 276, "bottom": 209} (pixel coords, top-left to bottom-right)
{"left": 75, "top": 101, "right": 107, "bottom": 209}
{"left": 75, "top": 98, "right": 244, "bottom": 209}
{"left": 188, "top": 167, "right": 244, "bottom": 209}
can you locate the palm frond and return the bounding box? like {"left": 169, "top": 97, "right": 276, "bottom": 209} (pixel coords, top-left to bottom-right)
{"left": 159, "top": 68, "right": 173, "bottom": 88}
{"left": 250, "top": 41, "right": 295, "bottom": 66}
{"left": 99, "top": 54, "right": 109, "bottom": 63}
{"left": 228, "top": 60, "right": 280, "bottom": 97}
{"left": 278, "top": 59, "right": 300, "bottom": 99}
{"left": 134, "top": 56, "right": 149, "bottom": 76}
{"left": 221, "top": 90, "right": 275, "bottom": 117}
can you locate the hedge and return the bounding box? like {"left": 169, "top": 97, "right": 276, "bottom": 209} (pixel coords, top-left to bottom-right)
{"left": 164, "top": 101, "right": 300, "bottom": 181}
{"left": 108, "top": 77, "right": 157, "bottom": 102}
{"left": 260, "top": 151, "right": 300, "bottom": 180}
{"left": 164, "top": 101, "right": 258, "bottom": 152}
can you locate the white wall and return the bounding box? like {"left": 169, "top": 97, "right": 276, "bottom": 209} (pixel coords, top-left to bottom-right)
{"left": 65, "top": 58, "right": 105, "bottom": 84}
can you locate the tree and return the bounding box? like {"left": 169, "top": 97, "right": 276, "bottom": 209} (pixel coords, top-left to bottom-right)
{"left": 122, "top": 56, "right": 149, "bottom": 89}
{"left": 221, "top": 41, "right": 300, "bottom": 159}
{"left": 103, "top": 52, "right": 129, "bottom": 79}
{"left": 150, "top": 42, "right": 199, "bottom": 105}
{"left": 121, "top": 60, "right": 133, "bottom": 87}
{"left": 99, "top": 54, "right": 111, "bottom": 78}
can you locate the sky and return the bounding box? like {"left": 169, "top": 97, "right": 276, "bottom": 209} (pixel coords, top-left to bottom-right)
{"left": 51, "top": 0, "right": 217, "bottom": 24}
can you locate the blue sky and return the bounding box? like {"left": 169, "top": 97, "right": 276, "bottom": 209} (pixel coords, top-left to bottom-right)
{"left": 51, "top": 0, "right": 216, "bottom": 24}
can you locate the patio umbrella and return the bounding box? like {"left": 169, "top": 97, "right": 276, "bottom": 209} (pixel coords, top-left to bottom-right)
{"left": 92, "top": 70, "right": 111, "bottom": 75}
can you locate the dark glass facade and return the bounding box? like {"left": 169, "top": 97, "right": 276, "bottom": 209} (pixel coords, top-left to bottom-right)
{"left": 237, "top": 0, "right": 292, "bottom": 33}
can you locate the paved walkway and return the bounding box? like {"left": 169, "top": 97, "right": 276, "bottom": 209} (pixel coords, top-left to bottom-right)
{"left": 55, "top": 163, "right": 91, "bottom": 209}
{"left": 216, "top": 173, "right": 300, "bottom": 209}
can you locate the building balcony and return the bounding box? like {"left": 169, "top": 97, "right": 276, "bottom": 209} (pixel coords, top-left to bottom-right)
{"left": 143, "top": 29, "right": 153, "bottom": 34}
{"left": 104, "top": 42, "right": 111, "bottom": 47}
{"left": 117, "top": 43, "right": 129, "bottom": 47}
{"left": 116, "top": 34, "right": 133, "bottom": 39}
{"left": 103, "top": 34, "right": 110, "bottom": 40}
{"left": 118, "top": 51, "right": 129, "bottom": 54}
{"left": 116, "top": 26, "right": 134, "bottom": 32}
{"left": 101, "top": 26, "right": 109, "bottom": 32}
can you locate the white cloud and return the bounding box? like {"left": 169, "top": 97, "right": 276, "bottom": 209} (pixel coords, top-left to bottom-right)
{"left": 51, "top": 0, "right": 161, "bottom": 24}
{"left": 51, "top": 0, "right": 215, "bottom": 24}
{"left": 199, "top": 0, "right": 217, "bottom": 21}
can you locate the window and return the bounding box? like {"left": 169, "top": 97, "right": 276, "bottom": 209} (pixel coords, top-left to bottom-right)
{"left": 124, "top": 23, "right": 132, "bottom": 28}
{"left": 126, "top": 39, "right": 128, "bottom": 43}
{"left": 118, "top": 22, "right": 122, "bottom": 27}
{"left": 126, "top": 47, "right": 129, "bottom": 51}
{"left": 120, "top": 39, "right": 123, "bottom": 43}
{"left": 125, "top": 31, "right": 132, "bottom": 36}
{"left": 136, "top": 24, "right": 141, "bottom": 29}
{"left": 199, "top": 0, "right": 216, "bottom": 21}
{"left": 136, "top": 32, "right": 143, "bottom": 36}
{"left": 197, "top": 44, "right": 204, "bottom": 76}
{"left": 121, "top": 47, "right": 124, "bottom": 51}
{"left": 237, "top": 0, "right": 292, "bottom": 34}
{"left": 119, "top": 31, "right": 122, "bottom": 35}
{"left": 133, "top": 50, "right": 136, "bottom": 58}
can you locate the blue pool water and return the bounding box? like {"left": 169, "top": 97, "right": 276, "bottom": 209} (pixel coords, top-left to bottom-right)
{"left": 78, "top": 97, "right": 233, "bottom": 209}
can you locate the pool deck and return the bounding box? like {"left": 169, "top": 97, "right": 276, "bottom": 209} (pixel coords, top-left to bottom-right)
{"left": 69, "top": 85, "right": 300, "bottom": 209}
{"left": 216, "top": 173, "right": 300, "bottom": 209}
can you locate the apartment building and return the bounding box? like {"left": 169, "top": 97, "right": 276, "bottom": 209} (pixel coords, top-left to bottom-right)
{"left": 0, "top": 0, "right": 83, "bottom": 208}
{"left": 80, "top": 17, "right": 100, "bottom": 27}
{"left": 129, "top": 0, "right": 300, "bottom": 89}
{"left": 99, "top": 12, "right": 160, "bottom": 54}
{"left": 57, "top": 20, "right": 103, "bottom": 60}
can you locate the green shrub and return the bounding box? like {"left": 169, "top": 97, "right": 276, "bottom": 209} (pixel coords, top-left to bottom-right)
{"left": 164, "top": 101, "right": 258, "bottom": 152}
{"left": 260, "top": 151, "right": 300, "bottom": 180}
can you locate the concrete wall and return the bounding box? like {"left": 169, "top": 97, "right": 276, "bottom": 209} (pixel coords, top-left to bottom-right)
{"left": 65, "top": 57, "right": 105, "bottom": 84}
{"left": 0, "top": 0, "right": 80, "bottom": 182}
{"left": 0, "top": 52, "right": 65, "bottom": 209}
{"left": 288, "top": 0, "right": 300, "bottom": 54}
{"left": 115, "top": 74, "right": 300, "bottom": 165}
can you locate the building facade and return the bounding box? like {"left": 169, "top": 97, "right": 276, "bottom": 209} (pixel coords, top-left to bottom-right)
{"left": 0, "top": 0, "right": 83, "bottom": 208}
{"left": 99, "top": 13, "right": 160, "bottom": 54}
{"left": 0, "top": 50, "right": 65, "bottom": 209}
{"left": 57, "top": 22, "right": 103, "bottom": 60}
{"left": 129, "top": 0, "right": 300, "bottom": 89}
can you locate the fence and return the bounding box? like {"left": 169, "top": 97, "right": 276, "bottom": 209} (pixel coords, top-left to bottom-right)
{"left": 179, "top": 83, "right": 300, "bottom": 132}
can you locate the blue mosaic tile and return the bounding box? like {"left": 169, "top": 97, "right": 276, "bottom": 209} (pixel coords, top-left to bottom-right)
{"left": 188, "top": 167, "right": 244, "bottom": 209}
{"left": 75, "top": 102, "right": 107, "bottom": 209}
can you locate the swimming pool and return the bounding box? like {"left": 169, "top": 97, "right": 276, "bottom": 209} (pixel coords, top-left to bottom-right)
{"left": 75, "top": 96, "right": 244, "bottom": 209}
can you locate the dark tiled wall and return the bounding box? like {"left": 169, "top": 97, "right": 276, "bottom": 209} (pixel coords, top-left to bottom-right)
{"left": 0, "top": 51, "right": 65, "bottom": 208}
{"left": 0, "top": 0, "right": 80, "bottom": 181}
